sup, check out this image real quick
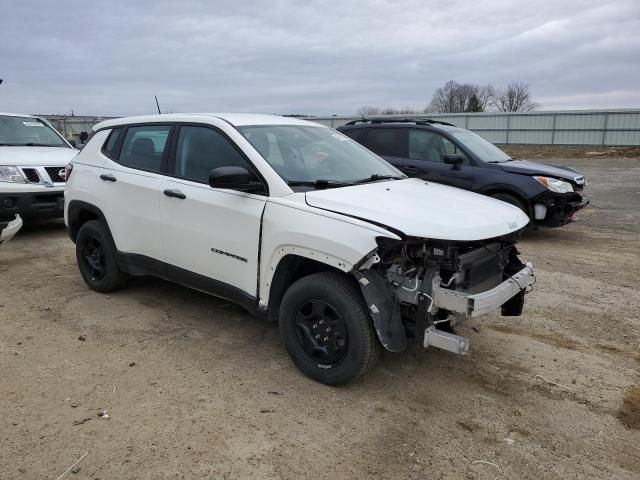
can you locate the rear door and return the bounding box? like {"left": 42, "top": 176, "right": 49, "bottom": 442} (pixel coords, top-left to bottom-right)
{"left": 403, "top": 129, "right": 474, "bottom": 189}
{"left": 98, "top": 124, "right": 171, "bottom": 264}
{"left": 361, "top": 127, "right": 407, "bottom": 169}
{"left": 159, "top": 123, "right": 267, "bottom": 297}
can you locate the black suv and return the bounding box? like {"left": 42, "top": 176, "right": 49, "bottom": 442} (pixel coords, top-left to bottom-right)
{"left": 338, "top": 119, "right": 589, "bottom": 227}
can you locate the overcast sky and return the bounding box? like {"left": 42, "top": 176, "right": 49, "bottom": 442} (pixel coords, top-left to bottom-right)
{"left": 1, "top": 0, "right": 639, "bottom": 116}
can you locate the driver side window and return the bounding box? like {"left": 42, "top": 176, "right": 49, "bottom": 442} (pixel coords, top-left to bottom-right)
{"left": 173, "top": 126, "right": 253, "bottom": 184}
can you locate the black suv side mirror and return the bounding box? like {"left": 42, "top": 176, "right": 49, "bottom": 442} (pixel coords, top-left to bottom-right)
{"left": 443, "top": 154, "right": 464, "bottom": 170}
{"left": 69, "top": 139, "right": 77, "bottom": 148}
{"left": 209, "top": 166, "right": 265, "bottom": 193}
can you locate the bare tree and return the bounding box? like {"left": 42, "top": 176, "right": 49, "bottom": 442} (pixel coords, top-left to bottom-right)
{"left": 380, "top": 107, "right": 418, "bottom": 115}
{"left": 492, "top": 81, "right": 538, "bottom": 112}
{"left": 476, "top": 84, "right": 496, "bottom": 111}
{"left": 357, "top": 105, "right": 380, "bottom": 117}
{"left": 427, "top": 80, "right": 493, "bottom": 113}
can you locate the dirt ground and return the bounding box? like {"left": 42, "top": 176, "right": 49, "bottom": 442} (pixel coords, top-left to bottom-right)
{"left": 1, "top": 155, "right": 639, "bottom": 480}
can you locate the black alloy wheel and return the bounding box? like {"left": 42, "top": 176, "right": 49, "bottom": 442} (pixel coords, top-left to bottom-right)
{"left": 293, "top": 298, "right": 348, "bottom": 367}
{"left": 80, "top": 234, "right": 106, "bottom": 281}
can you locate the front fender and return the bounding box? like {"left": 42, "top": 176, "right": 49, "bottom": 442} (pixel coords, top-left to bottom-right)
{"left": 259, "top": 198, "right": 399, "bottom": 308}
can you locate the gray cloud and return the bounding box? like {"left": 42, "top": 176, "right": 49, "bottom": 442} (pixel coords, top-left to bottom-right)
{"left": 0, "top": 0, "right": 638, "bottom": 116}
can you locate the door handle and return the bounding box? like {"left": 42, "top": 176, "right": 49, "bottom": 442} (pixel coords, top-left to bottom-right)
{"left": 163, "top": 189, "right": 186, "bottom": 200}
{"left": 100, "top": 173, "right": 117, "bottom": 182}
{"left": 404, "top": 166, "right": 420, "bottom": 173}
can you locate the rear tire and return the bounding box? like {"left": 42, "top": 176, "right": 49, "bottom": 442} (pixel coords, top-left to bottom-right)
{"left": 76, "top": 220, "right": 128, "bottom": 293}
{"left": 279, "top": 272, "right": 381, "bottom": 385}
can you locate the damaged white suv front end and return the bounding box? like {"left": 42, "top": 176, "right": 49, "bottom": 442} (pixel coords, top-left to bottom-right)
{"left": 302, "top": 177, "right": 534, "bottom": 356}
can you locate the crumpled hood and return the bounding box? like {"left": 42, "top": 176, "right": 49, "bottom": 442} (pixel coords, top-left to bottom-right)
{"left": 500, "top": 159, "right": 583, "bottom": 182}
{"left": 305, "top": 178, "right": 529, "bottom": 241}
{"left": 0, "top": 146, "right": 77, "bottom": 166}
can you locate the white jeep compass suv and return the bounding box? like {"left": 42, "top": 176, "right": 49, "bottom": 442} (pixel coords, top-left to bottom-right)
{"left": 64, "top": 113, "right": 534, "bottom": 385}
{"left": 0, "top": 113, "right": 77, "bottom": 224}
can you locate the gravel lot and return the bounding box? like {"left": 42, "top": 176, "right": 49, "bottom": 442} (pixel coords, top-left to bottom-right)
{"left": 1, "top": 156, "right": 639, "bottom": 480}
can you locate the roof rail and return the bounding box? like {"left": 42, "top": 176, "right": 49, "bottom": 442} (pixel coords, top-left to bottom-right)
{"left": 344, "top": 117, "right": 456, "bottom": 127}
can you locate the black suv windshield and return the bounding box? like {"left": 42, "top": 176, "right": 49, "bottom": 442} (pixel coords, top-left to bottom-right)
{"left": 449, "top": 129, "right": 511, "bottom": 163}
{"left": 238, "top": 125, "right": 402, "bottom": 187}
{"left": 0, "top": 115, "right": 68, "bottom": 147}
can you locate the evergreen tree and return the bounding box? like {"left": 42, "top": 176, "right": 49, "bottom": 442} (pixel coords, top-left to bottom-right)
{"left": 466, "top": 93, "right": 483, "bottom": 112}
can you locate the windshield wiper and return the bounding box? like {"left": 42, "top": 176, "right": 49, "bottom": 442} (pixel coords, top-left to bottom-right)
{"left": 287, "top": 179, "right": 349, "bottom": 190}
{"left": 350, "top": 174, "right": 404, "bottom": 185}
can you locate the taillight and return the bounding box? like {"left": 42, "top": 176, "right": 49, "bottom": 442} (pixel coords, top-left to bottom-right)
{"left": 64, "top": 163, "right": 73, "bottom": 181}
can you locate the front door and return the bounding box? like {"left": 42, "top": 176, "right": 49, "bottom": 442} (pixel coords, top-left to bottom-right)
{"left": 403, "top": 129, "right": 474, "bottom": 189}
{"left": 160, "top": 124, "right": 267, "bottom": 297}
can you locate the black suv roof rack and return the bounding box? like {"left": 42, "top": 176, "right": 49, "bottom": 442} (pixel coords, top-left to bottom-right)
{"left": 344, "top": 117, "right": 456, "bottom": 127}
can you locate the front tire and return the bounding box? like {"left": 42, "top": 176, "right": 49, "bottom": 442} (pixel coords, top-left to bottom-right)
{"left": 76, "top": 220, "right": 128, "bottom": 293}
{"left": 279, "top": 272, "right": 381, "bottom": 385}
{"left": 490, "top": 192, "right": 527, "bottom": 215}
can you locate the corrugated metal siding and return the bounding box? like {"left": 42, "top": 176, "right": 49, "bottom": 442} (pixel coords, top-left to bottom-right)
{"left": 42, "top": 110, "right": 640, "bottom": 146}
{"left": 304, "top": 109, "right": 640, "bottom": 146}
{"left": 607, "top": 112, "right": 640, "bottom": 129}
{"left": 605, "top": 130, "right": 640, "bottom": 146}
{"left": 554, "top": 130, "right": 603, "bottom": 145}
{"left": 555, "top": 113, "right": 605, "bottom": 130}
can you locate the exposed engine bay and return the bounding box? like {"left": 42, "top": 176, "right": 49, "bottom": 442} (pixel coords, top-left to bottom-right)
{"left": 354, "top": 233, "right": 534, "bottom": 354}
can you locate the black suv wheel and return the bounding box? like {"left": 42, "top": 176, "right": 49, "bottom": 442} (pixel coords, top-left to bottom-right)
{"left": 76, "top": 220, "right": 128, "bottom": 292}
{"left": 490, "top": 192, "right": 528, "bottom": 215}
{"left": 279, "top": 272, "right": 381, "bottom": 385}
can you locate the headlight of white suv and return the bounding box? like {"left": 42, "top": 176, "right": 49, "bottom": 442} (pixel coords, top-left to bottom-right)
{"left": 0, "top": 166, "right": 26, "bottom": 183}
{"left": 533, "top": 176, "right": 574, "bottom": 194}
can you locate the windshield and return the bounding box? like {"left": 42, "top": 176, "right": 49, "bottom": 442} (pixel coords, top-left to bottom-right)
{"left": 0, "top": 115, "right": 68, "bottom": 147}
{"left": 449, "top": 129, "right": 511, "bottom": 163}
{"left": 238, "top": 125, "right": 402, "bottom": 187}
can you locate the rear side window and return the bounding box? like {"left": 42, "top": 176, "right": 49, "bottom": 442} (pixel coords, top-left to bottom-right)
{"left": 101, "top": 128, "right": 122, "bottom": 159}
{"left": 363, "top": 128, "right": 406, "bottom": 157}
{"left": 341, "top": 128, "right": 366, "bottom": 143}
{"left": 119, "top": 125, "right": 171, "bottom": 173}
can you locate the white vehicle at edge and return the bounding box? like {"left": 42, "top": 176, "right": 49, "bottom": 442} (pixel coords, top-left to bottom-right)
{"left": 0, "top": 113, "right": 77, "bottom": 225}
{"left": 0, "top": 214, "right": 22, "bottom": 244}
{"left": 64, "top": 113, "right": 533, "bottom": 385}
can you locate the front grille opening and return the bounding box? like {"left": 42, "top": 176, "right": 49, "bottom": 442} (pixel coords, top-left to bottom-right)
{"left": 45, "top": 167, "right": 66, "bottom": 183}
{"left": 22, "top": 168, "right": 40, "bottom": 183}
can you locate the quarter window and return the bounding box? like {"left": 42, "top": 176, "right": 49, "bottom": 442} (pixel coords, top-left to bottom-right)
{"left": 173, "top": 126, "right": 254, "bottom": 184}
{"left": 102, "top": 128, "right": 122, "bottom": 159}
{"left": 119, "top": 125, "right": 171, "bottom": 172}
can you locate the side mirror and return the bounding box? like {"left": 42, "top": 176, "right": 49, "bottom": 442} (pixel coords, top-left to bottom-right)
{"left": 209, "top": 166, "right": 264, "bottom": 193}
{"left": 443, "top": 154, "right": 464, "bottom": 170}
{"left": 69, "top": 139, "right": 77, "bottom": 148}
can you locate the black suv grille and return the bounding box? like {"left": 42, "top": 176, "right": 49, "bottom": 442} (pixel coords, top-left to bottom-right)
{"left": 22, "top": 168, "right": 40, "bottom": 183}
{"left": 45, "top": 167, "right": 66, "bottom": 183}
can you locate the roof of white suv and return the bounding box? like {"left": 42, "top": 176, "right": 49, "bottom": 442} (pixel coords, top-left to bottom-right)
{"left": 0, "top": 112, "right": 37, "bottom": 118}
{"left": 94, "top": 113, "right": 320, "bottom": 131}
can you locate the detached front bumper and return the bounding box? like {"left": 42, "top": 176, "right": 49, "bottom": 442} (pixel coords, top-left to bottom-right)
{"left": 422, "top": 263, "right": 534, "bottom": 355}
{"left": 0, "top": 215, "right": 23, "bottom": 244}
{"left": 431, "top": 263, "right": 535, "bottom": 317}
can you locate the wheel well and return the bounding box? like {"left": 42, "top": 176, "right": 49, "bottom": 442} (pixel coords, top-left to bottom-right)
{"left": 484, "top": 189, "right": 530, "bottom": 216}
{"left": 67, "top": 202, "right": 103, "bottom": 243}
{"left": 266, "top": 254, "right": 345, "bottom": 321}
